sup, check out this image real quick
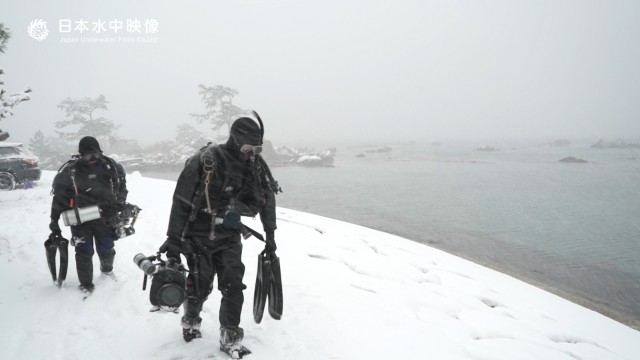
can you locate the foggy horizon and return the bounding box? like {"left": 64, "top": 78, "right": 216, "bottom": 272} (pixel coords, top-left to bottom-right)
{"left": 2, "top": 1, "right": 639, "bottom": 149}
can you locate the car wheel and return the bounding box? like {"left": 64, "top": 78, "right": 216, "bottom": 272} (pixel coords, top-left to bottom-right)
{"left": 0, "top": 172, "right": 16, "bottom": 191}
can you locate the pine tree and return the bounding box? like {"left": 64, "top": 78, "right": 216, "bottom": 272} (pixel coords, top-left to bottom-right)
{"left": 29, "top": 130, "right": 48, "bottom": 156}
{"left": 55, "top": 95, "right": 118, "bottom": 143}
{"left": 176, "top": 123, "right": 208, "bottom": 147}
{"left": 0, "top": 23, "right": 9, "bottom": 54}
{"left": 27, "top": 130, "right": 74, "bottom": 169}
{"left": 189, "top": 84, "right": 245, "bottom": 141}
{"left": 0, "top": 23, "right": 32, "bottom": 132}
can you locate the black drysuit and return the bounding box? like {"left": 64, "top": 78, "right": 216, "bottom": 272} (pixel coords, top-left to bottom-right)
{"left": 166, "top": 144, "right": 277, "bottom": 330}
{"left": 50, "top": 157, "right": 127, "bottom": 287}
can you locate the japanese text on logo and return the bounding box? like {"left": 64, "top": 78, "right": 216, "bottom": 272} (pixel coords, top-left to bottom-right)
{"left": 58, "top": 19, "right": 159, "bottom": 34}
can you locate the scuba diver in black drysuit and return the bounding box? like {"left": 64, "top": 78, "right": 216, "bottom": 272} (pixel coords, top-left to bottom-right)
{"left": 161, "top": 115, "right": 280, "bottom": 358}
{"left": 49, "top": 136, "right": 128, "bottom": 293}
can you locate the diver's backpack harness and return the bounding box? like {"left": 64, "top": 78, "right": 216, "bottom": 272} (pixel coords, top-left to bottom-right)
{"left": 54, "top": 157, "right": 141, "bottom": 239}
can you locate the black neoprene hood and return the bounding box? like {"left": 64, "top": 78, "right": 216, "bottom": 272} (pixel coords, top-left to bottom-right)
{"left": 227, "top": 117, "right": 262, "bottom": 151}
{"left": 78, "top": 136, "right": 102, "bottom": 154}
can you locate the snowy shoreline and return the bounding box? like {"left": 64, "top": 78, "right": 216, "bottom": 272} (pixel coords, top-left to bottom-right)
{"left": 453, "top": 250, "right": 640, "bottom": 332}
{"left": 1, "top": 171, "right": 638, "bottom": 359}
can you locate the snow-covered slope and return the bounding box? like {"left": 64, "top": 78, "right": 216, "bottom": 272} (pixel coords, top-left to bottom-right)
{"left": 0, "top": 171, "right": 638, "bottom": 360}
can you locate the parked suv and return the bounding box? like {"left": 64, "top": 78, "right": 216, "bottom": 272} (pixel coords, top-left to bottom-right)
{"left": 0, "top": 142, "right": 42, "bottom": 190}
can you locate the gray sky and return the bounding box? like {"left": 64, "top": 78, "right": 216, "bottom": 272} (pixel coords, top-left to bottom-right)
{"left": 1, "top": 0, "right": 639, "bottom": 148}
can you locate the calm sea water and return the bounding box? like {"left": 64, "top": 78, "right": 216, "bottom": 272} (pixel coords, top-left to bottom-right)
{"left": 144, "top": 142, "right": 640, "bottom": 327}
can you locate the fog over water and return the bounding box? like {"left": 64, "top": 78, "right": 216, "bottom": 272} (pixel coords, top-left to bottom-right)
{"left": 2, "top": 1, "right": 640, "bottom": 147}
{"left": 147, "top": 141, "right": 640, "bottom": 328}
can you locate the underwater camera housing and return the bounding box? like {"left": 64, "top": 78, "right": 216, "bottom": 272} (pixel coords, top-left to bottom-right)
{"left": 109, "top": 203, "right": 141, "bottom": 240}
{"left": 133, "top": 252, "right": 186, "bottom": 313}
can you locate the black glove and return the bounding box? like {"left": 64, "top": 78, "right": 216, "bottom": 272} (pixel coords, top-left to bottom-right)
{"left": 222, "top": 210, "right": 241, "bottom": 230}
{"left": 265, "top": 230, "right": 277, "bottom": 252}
{"left": 160, "top": 237, "right": 182, "bottom": 263}
{"left": 49, "top": 219, "right": 61, "bottom": 235}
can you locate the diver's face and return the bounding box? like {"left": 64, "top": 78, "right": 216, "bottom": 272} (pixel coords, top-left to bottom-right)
{"left": 81, "top": 152, "right": 101, "bottom": 165}
{"left": 235, "top": 143, "right": 260, "bottom": 161}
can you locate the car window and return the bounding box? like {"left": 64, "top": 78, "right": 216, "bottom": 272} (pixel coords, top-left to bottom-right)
{"left": 17, "top": 146, "right": 34, "bottom": 156}
{"left": 0, "top": 147, "right": 20, "bottom": 157}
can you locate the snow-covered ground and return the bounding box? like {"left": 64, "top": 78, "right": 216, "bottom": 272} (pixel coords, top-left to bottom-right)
{"left": 1, "top": 171, "right": 638, "bottom": 360}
